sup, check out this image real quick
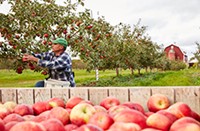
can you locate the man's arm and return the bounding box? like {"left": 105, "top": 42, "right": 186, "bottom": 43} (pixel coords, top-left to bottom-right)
{"left": 38, "top": 53, "right": 72, "bottom": 71}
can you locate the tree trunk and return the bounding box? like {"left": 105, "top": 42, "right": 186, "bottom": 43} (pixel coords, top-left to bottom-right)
{"left": 145, "top": 67, "right": 148, "bottom": 73}
{"left": 130, "top": 67, "right": 134, "bottom": 75}
{"left": 116, "top": 67, "right": 119, "bottom": 76}
{"left": 138, "top": 69, "right": 141, "bottom": 75}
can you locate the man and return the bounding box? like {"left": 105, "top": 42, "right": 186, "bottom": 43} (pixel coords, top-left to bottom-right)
{"left": 23, "top": 37, "right": 75, "bottom": 87}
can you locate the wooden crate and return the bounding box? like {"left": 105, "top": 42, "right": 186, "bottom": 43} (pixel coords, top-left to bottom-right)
{"left": 0, "top": 87, "right": 199, "bottom": 113}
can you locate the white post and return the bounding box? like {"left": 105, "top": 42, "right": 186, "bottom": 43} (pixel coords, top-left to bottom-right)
{"left": 95, "top": 67, "right": 99, "bottom": 81}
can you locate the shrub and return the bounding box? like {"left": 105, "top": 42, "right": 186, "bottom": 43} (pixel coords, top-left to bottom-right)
{"left": 168, "top": 60, "right": 187, "bottom": 71}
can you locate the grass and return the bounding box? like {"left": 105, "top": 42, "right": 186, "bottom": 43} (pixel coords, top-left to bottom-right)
{"left": 0, "top": 68, "right": 200, "bottom": 87}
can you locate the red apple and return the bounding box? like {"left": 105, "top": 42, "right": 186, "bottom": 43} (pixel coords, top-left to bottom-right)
{"left": 22, "top": 55, "right": 28, "bottom": 62}
{"left": 156, "top": 110, "right": 177, "bottom": 124}
{"left": 79, "top": 100, "right": 94, "bottom": 106}
{"left": 169, "top": 117, "right": 200, "bottom": 131}
{"left": 13, "top": 104, "right": 34, "bottom": 116}
{"left": 32, "top": 110, "right": 50, "bottom": 123}
{"left": 70, "top": 103, "right": 96, "bottom": 126}
{"left": 3, "top": 113, "right": 25, "bottom": 124}
{"left": 3, "top": 101, "right": 17, "bottom": 113}
{"left": 75, "top": 124, "right": 103, "bottom": 131}
{"left": 47, "top": 97, "right": 65, "bottom": 108}
{"left": 43, "top": 33, "right": 48, "bottom": 38}
{"left": 16, "top": 66, "right": 23, "bottom": 74}
{"left": 122, "top": 102, "right": 145, "bottom": 114}
{"left": 114, "top": 109, "right": 147, "bottom": 129}
{"left": 41, "top": 118, "right": 65, "bottom": 131}
{"left": 108, "top": 105, "right": 130, "bottom": 118}
{"left": 100, "top": 96, "right": 120, "bottom": 110}
{"left": 0, "top": 106, "right": 10, "bottom": 119}
{"left": 10, "top": 121, "right": 46, "bottom": 131}
{"left": 146, "top": 113, "right": 172, "bottom": 131}
{"left": 147, "top": 94, "right": 170, "bottom": 112}
{"left": 65, "top": 96, "right": 84, "bottom": 109}
{"left": 5, "top": 121, "right": 19, "bottom": 131}
{"left": 23, "top": 115, "right": 36, "bottom": 121}
{"left": 32, "top": 101, "right": 49, "bottom": 115}
{"left": 64, "top": 123, "right": 78, "bottom": 131}
{"left": 85, "top": 25, "right": 93, "bottom": 29}
{"left": 141, "top": 128, "right": 162, "bottom": 131}
{"left": 167, "top": 102, "right": 192, "bottom": 119}
{"left": 93, "top": 105, "right": 107, "bottom": 113}
{"left": 48, "top": 106, "right": 69, "bottom": 125}
{"left": 107, "top": 122, "right": 141, "bottom": 131}
{"left": 88, "top": 112, "right": 114, "bottom": 130}
{"left": 190, "top": 110, "right": 200, "bottom": 121}
{"left": 145, "top": 111, "right": 154, "bottom": 117}
{"left": 0, "top": 118, "right": 5, "bottom": 131}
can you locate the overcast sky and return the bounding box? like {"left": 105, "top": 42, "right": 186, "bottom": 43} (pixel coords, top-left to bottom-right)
{"left": 1, "top": 0, "right": 200, "bottom": 59}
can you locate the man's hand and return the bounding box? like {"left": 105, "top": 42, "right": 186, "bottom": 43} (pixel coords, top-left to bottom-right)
{"left": 22, "top": 54, "right": 39, "bottom": 62}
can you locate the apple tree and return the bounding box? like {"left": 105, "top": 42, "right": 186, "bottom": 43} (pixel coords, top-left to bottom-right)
{"left": 0, "top": 0, "right": 106, "bottom": 74}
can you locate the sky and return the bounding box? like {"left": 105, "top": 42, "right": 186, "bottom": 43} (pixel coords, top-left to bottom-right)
{"left": 1, "top": 0, "right": 200, "bottom": 59}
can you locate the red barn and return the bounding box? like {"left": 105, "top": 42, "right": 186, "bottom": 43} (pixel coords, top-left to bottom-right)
{"left": 164, "top": 44, "right": 187, "bottom": 62}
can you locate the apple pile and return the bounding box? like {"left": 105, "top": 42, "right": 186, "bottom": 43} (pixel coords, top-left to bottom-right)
{"left": 0, "top": 94, "right": 199, "bottom": 131}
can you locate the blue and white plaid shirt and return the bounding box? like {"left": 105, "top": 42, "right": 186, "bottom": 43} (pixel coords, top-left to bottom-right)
{"left": 33, "top": 51, "right": 75, "bottom": 87}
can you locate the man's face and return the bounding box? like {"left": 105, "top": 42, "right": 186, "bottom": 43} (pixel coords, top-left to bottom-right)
{"left": 52, "top": 43, "right": 64, "bottom": 52}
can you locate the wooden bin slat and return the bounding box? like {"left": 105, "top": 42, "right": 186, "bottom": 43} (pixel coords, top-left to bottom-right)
{"left": 17, "top": 89, "right": 34, "bottom": 105}
{"left": 0, "top": 87, "right": 199, "bottom": 113}
{"left": 51, "top": 88, "right": 70, "bottom": 102}
{"left": 108, "top": 88, "right": 129, "bottom": 104}
{"left": 1, "top": 89, "right": 17, "bottom": 103}
{"left": 70, "top": 88, "right": 89, "bottom": 100}
{"left": 129, "top": 87, "right": 151, "bottom": 111}
{"left": 175, "top": 87, "right": 200, "bottom": 113}
{"left": 34, "top": 88, "right": 51, "bottom": 102}
{"left": 89, "top": 88, "right": 108, "bottom": 105}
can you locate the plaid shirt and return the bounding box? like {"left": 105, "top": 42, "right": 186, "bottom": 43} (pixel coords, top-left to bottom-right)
{"left": 33, "top": 51, "right": 75, "bottom": 87}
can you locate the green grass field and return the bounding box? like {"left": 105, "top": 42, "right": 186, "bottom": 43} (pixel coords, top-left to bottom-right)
{"left": 0, "top": 68, "right": 200, "bottom": 87}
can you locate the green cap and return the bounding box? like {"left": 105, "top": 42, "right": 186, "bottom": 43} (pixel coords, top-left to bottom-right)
{"left": 52, "top": 38, "right": 68, "bottom": 47}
